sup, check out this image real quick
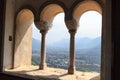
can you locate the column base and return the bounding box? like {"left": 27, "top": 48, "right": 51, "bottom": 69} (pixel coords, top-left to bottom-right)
{"left": 39, "top": 63, "right": 47, "bottom": 70}
{"left": 68, "top": 66, "right": 76, "bottom": 74}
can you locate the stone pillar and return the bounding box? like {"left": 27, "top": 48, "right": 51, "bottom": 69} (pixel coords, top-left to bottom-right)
{"left": 34, "top": 20, "right": 52, "bottom": 70}
{"left": 39, "top": 30, "right": 47, "bottom": 69}
{"left": 65, "top": 19, "right": 78, "bottom": 74}
{"left": 68, "top": 29, "right": 76, "bottom": 74}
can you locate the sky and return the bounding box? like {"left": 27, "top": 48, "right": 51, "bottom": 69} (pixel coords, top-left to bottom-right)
{"left": 32, "top": 11, "right": 102, "bottom": 44}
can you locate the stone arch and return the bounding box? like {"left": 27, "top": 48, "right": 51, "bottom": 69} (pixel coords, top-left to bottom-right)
{"left": 73, "top": 0, "right": 102, "bottom": 22}
{"left": 36, "top": 2, "right": 68, "bottom": 30}
{"left": 38, "top": 1, "right": 68, "bottom": 20}
{"left": 39, "top": 3, "right": 66, "bottom": 25}
{"left": 34, "top": 3, "right": 68, "bottom": 70}
{"left": 16, "top": 6, "right": 37, "bottom": 21}
{"left": 72, "top": 0, "right": 105, "bottom": 79}
{"left": 14, "top": 9, "right": 34, "bottom": 68}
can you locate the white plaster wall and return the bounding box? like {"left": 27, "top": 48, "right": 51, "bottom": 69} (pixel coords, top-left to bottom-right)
{"left": 3, "top": 0, "right": 15, "bottom": 69}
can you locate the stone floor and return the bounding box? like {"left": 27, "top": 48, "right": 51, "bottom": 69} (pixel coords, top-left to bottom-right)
{"left": 5, "top": 66, "right": 100, "bottom": 80}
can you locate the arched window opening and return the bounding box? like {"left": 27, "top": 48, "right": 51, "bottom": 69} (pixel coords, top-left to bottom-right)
{"left": 46, "top": 13, "right": 69, "bottom": 69}
{"left": 76, "top": 11, "right": 102, "bottom": 75}
{"left": 32, "top": 23, "right": 41, "bottom": 66}
{"left": 2, "top": 1, "right": 112, "bottom": 80}
{"left": 32, "top": 13, "right": 70, "bottom": 69}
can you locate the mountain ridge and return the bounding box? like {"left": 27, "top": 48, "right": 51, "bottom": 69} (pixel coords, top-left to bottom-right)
{"left": 32, "top": 37, "right": 101, "bottom": 52}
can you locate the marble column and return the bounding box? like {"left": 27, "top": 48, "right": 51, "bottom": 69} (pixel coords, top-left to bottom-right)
{"left": 68, "top": 29, "right": 76, "bottom": 74}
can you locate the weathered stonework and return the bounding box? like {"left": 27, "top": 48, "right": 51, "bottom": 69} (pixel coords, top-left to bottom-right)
{"left": 3, "top": 0, "right": 15, "bottom": 69}
{"left": 65, "top": 19, "right": 79, "bottom": 30}
{"left": 34, "top": 20, "right": 52, "bottom": 30}
{"left": 1, "top": 0, "right": 113, "bottom": 80}
{"left": 14, "top": 9, "right": 34, "bottom": 68}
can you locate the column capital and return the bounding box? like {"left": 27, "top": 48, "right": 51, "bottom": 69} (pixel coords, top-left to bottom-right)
{"left": 34, "top": 20, "right": 52, "bottom": 31}
{"left": 69, "top": 29, "right": 77, "bottom": 36}
{"left": 65, "top": 19, "right": 79, "bottom": 30}
{"left": 69, "top": 29, "right": 77, "bottom": 33}
{"left": 40, "top": 30, "right": 48, "bottom": 35}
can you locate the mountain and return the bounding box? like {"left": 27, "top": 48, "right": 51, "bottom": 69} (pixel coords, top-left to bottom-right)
{"left": 46, "top": 37, "right": 101, "bottom": 50}
{"left": 32, "top": 38, "right": 41, "bottom": 51}
{"left": 32, "top": 37, "right": 101, "bottom": 53}
{"left": 32, "top": 37, "right": 101, "bottom": 72}
{"left": 75, "top": 37, "right": 101, "bottom": 49}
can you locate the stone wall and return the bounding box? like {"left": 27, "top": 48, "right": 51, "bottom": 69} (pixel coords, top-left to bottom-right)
{"left": 0, "top": 0, "right": 120, "bottom": 80}
{"left": 14, "top": 9, "right": 33, "bottom": 68}
{"left": 3, "top": 0, "right": 15, "bottom": 69}
{"left": 0, "top": 0, "right": 6, "bottom": 72}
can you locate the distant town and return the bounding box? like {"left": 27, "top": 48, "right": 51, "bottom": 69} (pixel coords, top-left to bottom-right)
{"left": 32, "top": 37, "right": 101, "bottom": 72}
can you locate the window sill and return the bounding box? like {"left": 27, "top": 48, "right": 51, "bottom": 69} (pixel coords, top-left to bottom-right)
{"left": 4, "top": 66, "right": 100, "bottom": 80}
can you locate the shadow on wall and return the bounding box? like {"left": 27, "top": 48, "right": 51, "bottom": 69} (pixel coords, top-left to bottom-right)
{"left": 14, "top": 9, "right": 34, "bottom": 68}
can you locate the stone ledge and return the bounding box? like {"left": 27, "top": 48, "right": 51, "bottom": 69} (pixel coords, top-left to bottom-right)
{"left": 5, "top": 66, "right": 100, "bottom": 80}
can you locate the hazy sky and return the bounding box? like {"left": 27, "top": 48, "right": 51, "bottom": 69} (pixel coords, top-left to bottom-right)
{"left": 32, "top": 11, "right": 102, "bottom": 43}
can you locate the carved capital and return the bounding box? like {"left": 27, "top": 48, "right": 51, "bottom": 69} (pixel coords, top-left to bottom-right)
{"left": 40, "top": 30, "right": 48, "bottom": 35}
{"left": 34, "top": 20, "right": 52, "bottom": 30}
{"left": 69, "top": 29, "right": 77, "bottom": 35}
{"left": 65, "top": 19, "right": 79, "bottom": 30}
